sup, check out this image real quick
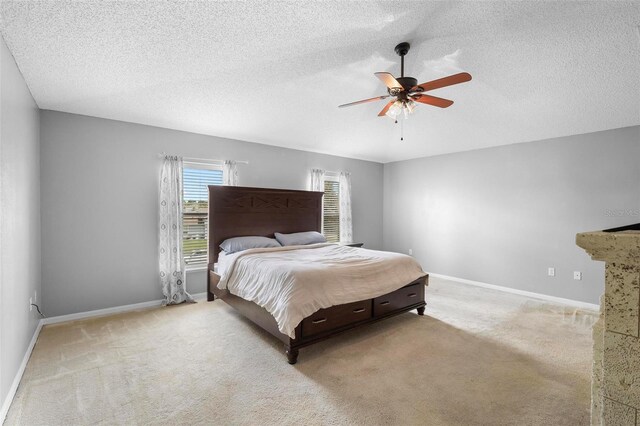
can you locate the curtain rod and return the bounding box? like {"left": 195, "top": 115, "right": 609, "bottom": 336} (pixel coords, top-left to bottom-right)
{"left": 157, "top": 153, "right": 249, "bottom": 165}
{"left": 324, "top": 170, "right": 351, "bottom": 176}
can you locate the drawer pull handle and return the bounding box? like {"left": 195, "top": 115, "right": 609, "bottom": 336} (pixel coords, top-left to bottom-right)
{"left": 353, "top": 308, "right": 366, "bottom": 313}
{"left": 312, "top": 318, "right": 327, "bottom": 324}
{"left": 380, "top": 301, "right": 390, "bottom": 305}
{"left": 408, "top": 293, "right": 417, "bottom": 297}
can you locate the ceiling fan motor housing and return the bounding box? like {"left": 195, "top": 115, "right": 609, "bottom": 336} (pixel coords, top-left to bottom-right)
{"left": 396, "top": 77, "right": 417, "bottom": 91}
{"left": 388, "top": 77, "right": 418, "bottom": 96}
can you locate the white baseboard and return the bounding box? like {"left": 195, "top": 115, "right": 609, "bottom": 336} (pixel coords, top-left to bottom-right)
{"left": 1, "top": 320, "right": 43, "bottom": 424}
{"left": 428, "top": 273, "right": 600, "bottom": 312}
{"left": 42, "top": 292, "right": 208, "bottom": 325}
{"left": 1, "top": 291, "right": 207, "bottom": 423}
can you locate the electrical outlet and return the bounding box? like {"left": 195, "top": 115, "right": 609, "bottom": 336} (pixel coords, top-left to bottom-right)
{"left": 409, "top": 249, "right": 413, "bottom": 256}
{"left": 29, "top": 297, "right": 33, "bottom": 311}
{"left": 573, "top": 271, "right": 582, "bottom": 280}
{"left": 548, "top": 267, "right": 555, "bottom": 277}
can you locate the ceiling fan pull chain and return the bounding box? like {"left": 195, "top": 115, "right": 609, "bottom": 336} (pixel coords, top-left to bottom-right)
{"left": 401, "top": 119, "right": 404, "bottom": 141}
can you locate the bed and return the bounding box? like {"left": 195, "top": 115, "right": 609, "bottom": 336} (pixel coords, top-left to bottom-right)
{"left": 206, "top": 186, "right": 428, "bottom": 364}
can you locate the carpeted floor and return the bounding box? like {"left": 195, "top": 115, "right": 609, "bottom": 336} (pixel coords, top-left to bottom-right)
{"left": 5, "top": 277, "right": 597, "bottom": 425}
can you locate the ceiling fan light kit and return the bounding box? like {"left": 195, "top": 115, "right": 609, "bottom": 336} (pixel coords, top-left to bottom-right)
{"left": 386, "top": 99, "right": 415, "bottom": 119}
{"left": 339, "top": 41, "right": 472, "bottom": 132}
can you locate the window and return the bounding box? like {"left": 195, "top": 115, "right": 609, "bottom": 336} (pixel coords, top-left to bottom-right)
{"left": 182, "top": 163, "right": 223, "bottom": 268}
{"left": 322, "top": 178, "right": 340, "bottom": 243}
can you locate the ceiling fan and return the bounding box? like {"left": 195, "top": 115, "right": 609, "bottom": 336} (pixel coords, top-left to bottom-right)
{"left": 338, "top": 42, "right": 472, "bottom": 119}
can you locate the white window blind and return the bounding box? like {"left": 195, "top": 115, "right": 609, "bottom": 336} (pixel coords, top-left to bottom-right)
{"left": 182, "top": 164, "right": 223, "bottom": 267}
{"left": 322, "top": 179, "right": 340, "bottom": 243}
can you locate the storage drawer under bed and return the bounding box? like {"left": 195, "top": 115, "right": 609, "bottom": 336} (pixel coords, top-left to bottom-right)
{"left": 302, "top": 300, "right": 372, "bottom": 337}
{"left": 300, "top": 280, "right": 426, "bottom": 338}
{"left": 373, "top": 283, "right": 424, "bottom": 317}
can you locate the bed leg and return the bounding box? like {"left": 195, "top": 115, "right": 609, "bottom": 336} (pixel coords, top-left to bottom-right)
{"left": 285, "top": 346, "right": 299, "bottom": 365}
{"left": 207, "top": 291, "right": 215, "bottom": 302}
{"left": 417, "top": 306, "right": 425, "bottom": 316}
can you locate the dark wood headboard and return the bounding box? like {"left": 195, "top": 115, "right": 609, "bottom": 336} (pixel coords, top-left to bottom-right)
{"left": 207, "top": 186, "right": 323, "bottom": 264}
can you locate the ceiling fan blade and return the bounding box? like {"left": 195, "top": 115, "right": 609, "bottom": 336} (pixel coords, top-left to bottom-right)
{"left": 411, "top": 94, "right": 454, "bottom": 108}
{"left": 338, "top": 95, "right": 389, "bottom": 108}
{"left": 374, "top": 72, "right": 403, "bottom": 91}
{"left": 411, "top": 72, "right": 472, "bottom": 93}
{"left": 377, "top": 100, "right": 395, "bottom": 116}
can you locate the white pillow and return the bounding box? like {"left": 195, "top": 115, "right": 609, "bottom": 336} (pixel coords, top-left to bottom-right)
{"left": 274, "top": 231, "right": 326, "bottom": 246}
{"left": 219, "top": 236, "right": 281, "bottom": 254}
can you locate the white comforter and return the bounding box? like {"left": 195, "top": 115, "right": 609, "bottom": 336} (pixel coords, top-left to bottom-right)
{"left": 217, "top": 243, "right": 426, "bottom": 338}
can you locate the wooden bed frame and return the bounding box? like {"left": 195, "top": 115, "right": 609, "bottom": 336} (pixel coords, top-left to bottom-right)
{"left": 206, "top": 186, "right": 428, "bottom": 364}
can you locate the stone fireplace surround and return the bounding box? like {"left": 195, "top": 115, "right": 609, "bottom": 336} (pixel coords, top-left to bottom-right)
{"left": 577, "top": 230, "right": 640, "bottom": 425}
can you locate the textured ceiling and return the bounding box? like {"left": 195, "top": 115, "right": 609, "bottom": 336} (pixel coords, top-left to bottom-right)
{"left": 1, "top": 1, "right": 639, "bottom": 163}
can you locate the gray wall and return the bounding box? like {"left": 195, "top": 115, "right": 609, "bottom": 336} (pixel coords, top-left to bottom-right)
{"left": 40, "top": 110, "right": 384, "bottom": 317}
{"left": 0, "top": 36, "right": 41, "bottom": 407}
{"left": 384, "top": 126, "right": 640, "bottom": 305}
{"left": 31, "top": 90, "right": 640, "bottom": 317}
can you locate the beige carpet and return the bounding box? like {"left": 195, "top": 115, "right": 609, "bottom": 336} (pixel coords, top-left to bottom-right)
{"left": 5, "top": 277, "right": 597, "bottom": 425}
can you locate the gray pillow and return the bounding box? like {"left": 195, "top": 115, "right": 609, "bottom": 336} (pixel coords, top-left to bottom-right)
{"left": 219, "top": 236, "right": 281, "bottom": 254}
{"left": 274, "top": 231, "right": 327, "bottom": 246}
